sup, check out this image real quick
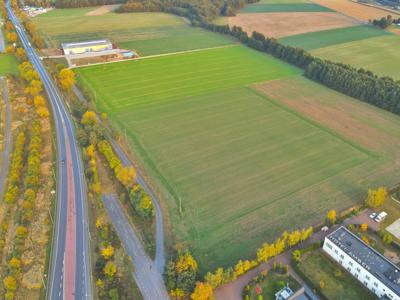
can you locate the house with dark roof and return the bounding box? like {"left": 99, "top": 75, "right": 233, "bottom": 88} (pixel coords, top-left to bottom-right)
{"left": 323, "top": 226, "right": 400, "bottom": 300}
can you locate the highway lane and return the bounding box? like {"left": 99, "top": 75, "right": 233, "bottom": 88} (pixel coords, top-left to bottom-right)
{"left": 102, "top": 194, "right": 170, "bottom": 300}
{"left": 6, "top": 2, "right": 92, "bottom": 299}
{"left": 0, "top": 77, "right": 11, "bottom": 199}
{"left": 72, "top": 84, "right": 166, "bottom": 273}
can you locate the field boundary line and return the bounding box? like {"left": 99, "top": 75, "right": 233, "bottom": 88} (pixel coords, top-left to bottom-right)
{"left": 72, "top": 44, "right": 239, "bottom": 69}
{"left": 249, "top": 84, "right": 378, "bottom": 158}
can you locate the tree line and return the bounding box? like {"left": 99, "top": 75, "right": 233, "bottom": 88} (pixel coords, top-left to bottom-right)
{"left": 371, "top": 15, "right": 400, "bottom": 28}
{"left": 199, "top": 22, "right": 400, "bottom": 118}
{"left": 116, "top": 0, "right": 258, "bottom": 22}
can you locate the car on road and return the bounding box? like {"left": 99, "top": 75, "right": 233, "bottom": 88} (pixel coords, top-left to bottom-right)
{"left": 369, "top": 212, "right": 377, "bottom": 219}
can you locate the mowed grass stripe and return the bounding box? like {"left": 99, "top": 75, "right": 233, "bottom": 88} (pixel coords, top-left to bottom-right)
{"left": 77, "top": 46, "right": 300, "bottom": 111}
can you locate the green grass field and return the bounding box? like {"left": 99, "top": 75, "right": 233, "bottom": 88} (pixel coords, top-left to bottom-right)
{"left": 298, "top": 251, "right": 374, "bottom": 300}
{"left": 311, "top": 35, "right": 400, "bottom": 79}
{"left": 240, "top": 3, "right": 333, "bottom": 13}
{"left": 0, "top": 54, "right": 18, "bottom": 76}
{"left": 33, "top": 9, "right": 234, "bottom": 56}
{"left": 76, "top": 46, "right": 393, "bottom": 271}
{"left": 77, "top": 46, "right": 300, "bottom": 110}
{"left": 280, "top": 25, "right": 391, "bottom": 50}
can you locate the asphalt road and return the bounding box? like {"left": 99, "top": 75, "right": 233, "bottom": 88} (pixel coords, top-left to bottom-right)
{"left": 0, "top": 29, "right": 5, "bottom": 53}
{"left": 72, "top": 84, "right": 168, "bottom": 295}
{"left": 102, "top": 194, "right": 170, "bottom": 300}
{"left": 6, "top": 2, "right": 92, "bottom": 299}
{"left": 0, "top": 77, "right": 11, "bottom": 199}
{"left": 109, "top": 139, "right": 166, "bottom": 273}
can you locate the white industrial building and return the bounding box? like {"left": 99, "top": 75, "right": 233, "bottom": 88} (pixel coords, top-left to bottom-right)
{"left": 323, "top": 226, "right": 400, "bottom": 300}
{"left": 62, "top": 39, "right": 113, "bottom": 55}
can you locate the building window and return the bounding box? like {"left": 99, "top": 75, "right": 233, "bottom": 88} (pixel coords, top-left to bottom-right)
{"left": 365, "top": 275, "right": 370, "bottom": 281}
{"left": 326, "top": 242, "right": 332, "bottom": 249}
{"left": 347, "top": 267, "right": 351, "bottom": 272}
{"left": 349, "top": 261, "right": 353, "bottom": 266}
{"left": 374, "top": 282, "right": 378, "bottom": 287}
{"left": 356, "top": 267, "right": 361, "bottom": 273}
{"left": 372, "top": 288, "right": 375, "bottom": 293}
{"left": 334, "top": 249, "right": 338, "bottom": 254}
{"left": 388, "top": 294, "right": 393, "bottom": 299}
{"left": 363, "top": 281, "right": 368, "bottom": 286}
{"left": 339, "top": 260, "right": 343, "bottom": 265}
{"left": 355, "top": 273, "right": 358, "bottom": 278}
{"left": 340, "top": 254, "right": 344, "bottom": 259}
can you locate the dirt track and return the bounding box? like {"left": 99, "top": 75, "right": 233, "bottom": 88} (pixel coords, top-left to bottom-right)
{"left": 228, "top": 12, "right": 359, "bottom": 38}
{"left": 313, "top": 0, "right": 400, "bottom": 21}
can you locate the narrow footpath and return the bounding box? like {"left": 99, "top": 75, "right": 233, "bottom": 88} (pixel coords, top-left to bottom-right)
{"left": 109, "top": 138, "right": 166, "bottom": 273}
{"left": 102, "top": 194, "right": 170, "bottom": 300}
{"left": 0, "top": 77, "right": 11, "bottom": 199}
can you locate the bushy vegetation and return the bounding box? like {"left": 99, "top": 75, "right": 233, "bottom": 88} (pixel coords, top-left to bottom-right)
{"left": 371, "top": 15, "right": 400, "bottom": 29}
{"left": 198, "top": 227, "right": 312, "bottom": 298}
{"left": 242, "top": 270, "right": 300, "bottom": 300}
{"left": 166, "top": 249, "right": 199, "bottom": 298}
{"left": 117, "top": 0, "right": 258, "bottom": 21}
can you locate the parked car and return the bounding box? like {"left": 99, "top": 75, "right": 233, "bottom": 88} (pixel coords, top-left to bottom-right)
{"left": 321, "top": 226, "right": 329, "bottom": 232}
{"left": 369, "top": 212, "right": 377, "bottom": 219}
{"left": 375, "top": 211, "right": 388, "bottom": 223}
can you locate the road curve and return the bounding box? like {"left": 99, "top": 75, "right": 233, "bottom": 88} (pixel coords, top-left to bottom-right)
{"left": 0, "top": 77, "right": 11, "bottom": 199}
{"left": 102, "top": 194, "right": 170, "bottom": 300}
{"left": 6, "top": 2, "right": 92, "bottom": 299}
{"left": 109, "top": 139, "right": 166, "bottom": 273}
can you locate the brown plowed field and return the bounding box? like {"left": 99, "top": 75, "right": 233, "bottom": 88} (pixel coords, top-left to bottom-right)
{"left": 228, "top": 12, "right": 359, "bottom": 38}
{"left": 312, "top": 0, "right": 400, "bottom": 21}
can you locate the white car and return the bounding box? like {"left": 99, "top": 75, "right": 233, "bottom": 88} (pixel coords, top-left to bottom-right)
{"left": 369, "top": 212, "right": 377, "bottom": 219}
{"left": 375, "top": 211, "right": 388, "bottom": 223}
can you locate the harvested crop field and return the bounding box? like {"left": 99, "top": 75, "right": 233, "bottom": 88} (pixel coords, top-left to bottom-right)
{"left": 279, "top": 25, "right": 391, "bottom": 50}
{"left": 228, "top": 12, "right": 358, "bottom": 38}
{"left": 311, "top": 35, "right": 400, "bottom": 80}
{"left": 313, "top": 0, "right": 400, "bottom": 21}
{"left": 240, "top": 3, "right": 333, "bottom": 13}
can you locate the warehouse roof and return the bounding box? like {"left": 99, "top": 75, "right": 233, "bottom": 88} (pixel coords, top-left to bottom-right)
{"left": 61, "top": 39, "right": 112, "bottom": 50}
{"left": 327, "top": 226, "right": 400, "bottom": 296}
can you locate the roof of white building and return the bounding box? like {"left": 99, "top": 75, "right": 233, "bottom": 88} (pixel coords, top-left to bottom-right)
{"left": 61, "top": 39, "right": 112, "bottom": 50}
{"left": 327, "top": 226, "right": 400, "bottom": 296}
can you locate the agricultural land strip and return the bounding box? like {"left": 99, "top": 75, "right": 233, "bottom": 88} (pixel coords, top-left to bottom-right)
{"left": 0, "top": 54, "right": 18, "bottom": 76}
{"left": 240, "top": 3, "right": 333, "bottom": 13}
{"left": 313, "top": 0, "right": 400, "bottom": 21}
{"left": 311, "top": 35, "right": 400, "bottom": 80}
{"left": 33, "top": 9, "right": 235, "bottom": 56}
{"left": 279, "top": 25, "right": 391, "bottom": 50}
{"left": 228, "top": 12, "right": 359, "bottom": 38}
